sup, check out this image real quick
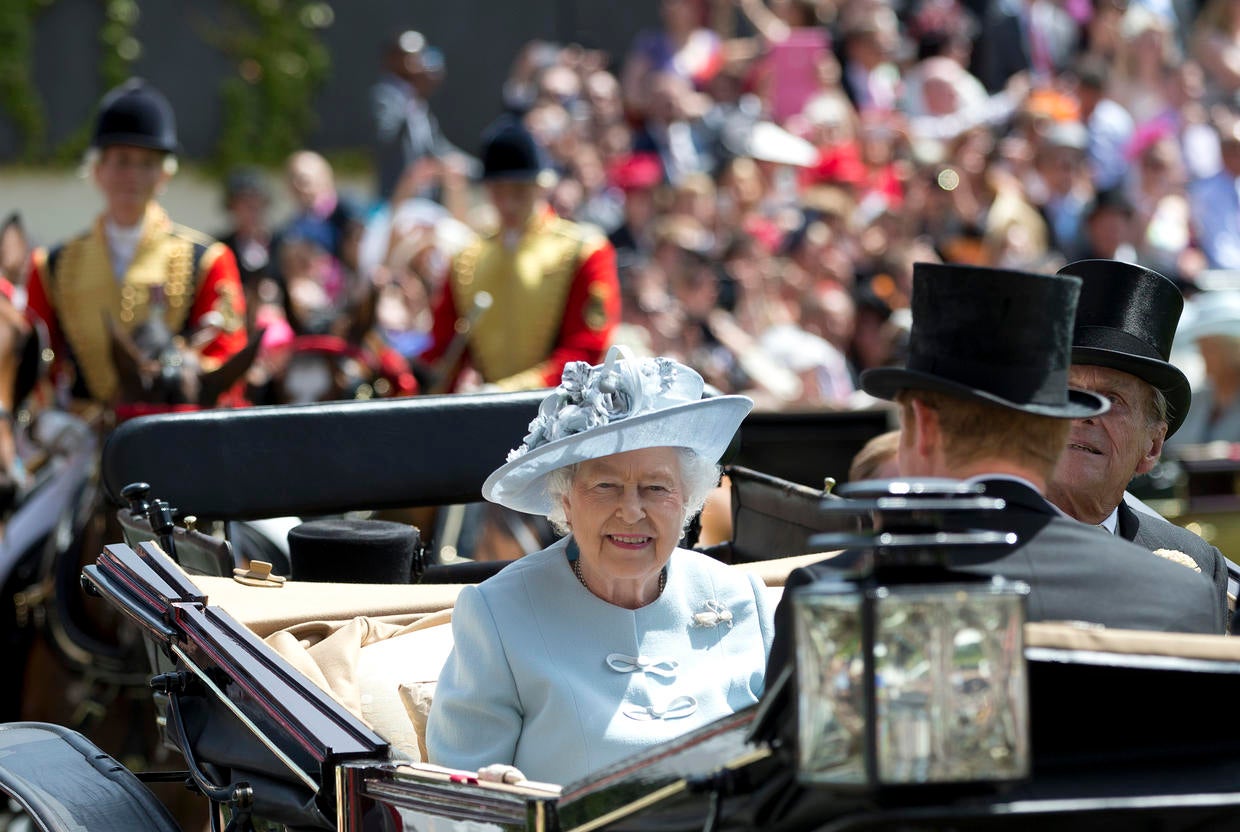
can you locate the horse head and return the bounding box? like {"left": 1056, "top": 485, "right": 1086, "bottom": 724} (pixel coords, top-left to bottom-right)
{"left": 106, "top": 313, "right": 264, "bottom": 410}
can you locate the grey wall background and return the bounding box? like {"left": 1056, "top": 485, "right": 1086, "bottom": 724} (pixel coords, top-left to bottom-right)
{"left": 6, "top": 0, "right": 660, "bottom": 164}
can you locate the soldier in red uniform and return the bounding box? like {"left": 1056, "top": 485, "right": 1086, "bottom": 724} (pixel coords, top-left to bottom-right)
{"left": 423, "top": 118, "right": 619, "bottom": 391}
{"left": 25, "top": 79, "right": 247, "bottom": 409}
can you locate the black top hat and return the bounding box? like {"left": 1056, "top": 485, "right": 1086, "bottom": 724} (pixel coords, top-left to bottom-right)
{"left": 862, "top": 262, "right": 1109, "bottom": 418}
{"left": 92, "top": 78, "right": 178, "bottom": 154}
{"left": 1057, "top": 259, "right": 1191, "bottom": 436}
{"left": 480, "top": 117, "right": 546, "bottom": 182}
{"left": 287, "top": 518, "right": 418, "bottom": 584}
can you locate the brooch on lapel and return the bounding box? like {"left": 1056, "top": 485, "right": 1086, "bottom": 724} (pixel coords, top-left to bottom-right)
{"left": 1152, "top": 548, "right": 1201, "bottom": 573}
{"left": 692, "top": 600, "right": 733, "bottom": 629}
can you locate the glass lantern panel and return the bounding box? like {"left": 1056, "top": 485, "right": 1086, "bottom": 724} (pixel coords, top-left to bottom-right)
{"left": 794, "top": 591, "right": 868, "bottom": 784}
{"left": 873, "top": 584, "right": 1028, "bottom": 784}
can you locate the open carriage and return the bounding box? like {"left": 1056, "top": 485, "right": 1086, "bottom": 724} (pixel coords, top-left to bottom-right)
{"left": 6, "top": 392, "right": 1240, "bottom": 831}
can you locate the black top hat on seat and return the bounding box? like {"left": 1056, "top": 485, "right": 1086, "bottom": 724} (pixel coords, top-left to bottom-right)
{"left": 861, "top": 262, "right": 1109, "bottom": 419}
{"left": 1056, "top": 259, "right": 1191, "bottom": 436}
{"left": 287, "top": 518, "right": 419, "bottom": 584}
{"left": 480, "top": 117, "right": 547, "bottom": 182}
{"left": 92, "top": 78, "right": 178, "bottom": 154}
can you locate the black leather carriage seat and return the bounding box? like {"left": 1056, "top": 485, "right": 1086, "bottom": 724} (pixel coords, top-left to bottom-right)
{"left": 101, "top": 390, "right": 546, "bottom": 520}
{"left": 102, "top": 395, "right": 892, "bottom": 521}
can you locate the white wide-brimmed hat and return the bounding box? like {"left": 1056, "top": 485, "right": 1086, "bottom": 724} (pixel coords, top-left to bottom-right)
{"left": 1179, "top": 290, "right": 1240, "bottom": 342}
{"left": 482, "top": 346, "right": 753, "bottom": 516}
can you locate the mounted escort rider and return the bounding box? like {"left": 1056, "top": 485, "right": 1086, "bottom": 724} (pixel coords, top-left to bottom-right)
{"left": 421, "top": 117, "right": 620, "bottom": 392}
{"left": 1047, "top": 260, "right": 1230, "bottom": 623}
{"left": 25, "top": 79, "right": 248, "bottom": 415}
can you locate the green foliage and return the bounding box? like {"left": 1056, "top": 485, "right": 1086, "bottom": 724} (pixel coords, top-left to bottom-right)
{"left": 51, "top": 0, "right": 143, "bottom": 163}
{"left": 0, "top": 0, "right": 50, "bottom": 162}
{"left": 212, "top": 0, "right": 334, "bottom": 173}
{"left": 0, "top": 0, "right": 333, "bottom": 170}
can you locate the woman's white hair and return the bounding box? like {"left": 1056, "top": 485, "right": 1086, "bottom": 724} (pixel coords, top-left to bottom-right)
{"left": 544, "top": 447, "right": 721, "bottom": 536}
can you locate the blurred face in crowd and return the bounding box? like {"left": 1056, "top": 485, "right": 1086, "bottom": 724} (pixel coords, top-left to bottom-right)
{"left": 1037, "top": 146, "right": 1082, "bottom": 197}
{"left": 286, "top": 151, "right": 335, "bottom": 211}
{"left": 1085, "top": 206, "right": 1131, "bottom": 259}
{"left": 1137, "top": 137, "right": 1183, "bottom": 195}
{"left": 1168, "top": 61, "right": 1206, "bottom": 108}
{"left": 672, "top": 253, "right": 718, "bottom": 319}
{"left": 845, "top": 30, "right": 884, "bottom": 70}
{"left": 624, "top": 186, "right": 657, "bottom": 230}
{"left": 228, "top": 188, "right": 270, "bottom": 237}
{"left": 672, "top": 176, "right": 716, "bottom": 227}
{"left": 586, "top": 71, "right": 623, "bottom": 125}
{"left": 486, "top": 180, "right": 542, "bottom": 231}
{"left": 721, "top": 158, "right": 765, "bottom": 214}
{"left": 540, "top": 65, "right": 582, "bottom": 109}
{"left": 572, "top": 148, "right": 606, "bottom": 193}
{"left": 859, "top": 120, "right": 897, "bottom": 166}
{"left": 649, "top": 73, "right": 688, "bottom": 124}
{"left": 1197, "top": 334, "right": 1240, "bottom": 387}
{"left": 1049, "top": 365, "right": 1165, "bottom": 521}
{"left": 1087, "top": 0, "right": 1125, "bottom": 58}
{"left": 94, "top": 145, "right": 171, "bottom": 225}
{"left": 550, "top": 177, "right": 584, "bottom": 219}
{"left": 0, "top": 221, "right": 28, "bottom": 284}
{"left": 852, "top": 305, "right": 896, "bottom": 370}
{"left": 918, "top": 58, "right": 961, "bottom": 116}
{"left": 526, "top": 104, "right": 572, "bottom": 161}
{"left": 802, "top": 284, "right": 856, "bottom": 350}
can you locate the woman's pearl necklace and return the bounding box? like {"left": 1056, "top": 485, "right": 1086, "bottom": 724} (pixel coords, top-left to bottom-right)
{"left": 571, "top": 557, "right": 667, "bottom": 597}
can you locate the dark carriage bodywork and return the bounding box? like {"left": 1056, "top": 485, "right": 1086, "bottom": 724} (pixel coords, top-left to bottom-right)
{"left": 11, "top": 392, "right": 1240, "bottom": 830}
{"left": 77, "top": 537, "right": 1240, "bottom": 831}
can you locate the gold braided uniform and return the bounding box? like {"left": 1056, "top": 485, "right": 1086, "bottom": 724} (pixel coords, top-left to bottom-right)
{"left": 426, "top": 210, "right": 620, "bottom": 390}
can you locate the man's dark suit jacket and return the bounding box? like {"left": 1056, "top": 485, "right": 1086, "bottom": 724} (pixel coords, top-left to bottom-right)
{"left": 767, "top": 479, "right": 1225, "bottom": 682}
{"left": 1118, "top": 498, "right": 1231, "bottom": 626}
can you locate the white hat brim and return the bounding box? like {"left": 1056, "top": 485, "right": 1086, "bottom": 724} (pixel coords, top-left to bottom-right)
{"left": 482, "top": 395, "right": 753, "bottom": 516}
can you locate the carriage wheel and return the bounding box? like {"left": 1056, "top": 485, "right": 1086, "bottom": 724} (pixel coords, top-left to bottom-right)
{"left": 0, "top": 722, "right": 182, "bottom": 832}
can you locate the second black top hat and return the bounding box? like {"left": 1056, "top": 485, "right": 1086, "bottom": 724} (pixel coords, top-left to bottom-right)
{"left": 1057, "top": 259, "right": 1191, "bottom": 437}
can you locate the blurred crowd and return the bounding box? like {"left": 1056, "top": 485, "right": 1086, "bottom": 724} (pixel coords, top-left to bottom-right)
{"left": 15, "top": 0, "right": 1240, "bottom": 416}
{"left": 333, "top": 0, "right": 1240, "bottom": 413}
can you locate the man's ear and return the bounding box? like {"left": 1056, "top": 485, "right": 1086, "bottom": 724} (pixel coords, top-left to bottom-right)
{"left": 910, "top": 398, "right": 941, "bottom": 461}
{"left": 1134, "top": 420, "right": 1167, "bottom": 476}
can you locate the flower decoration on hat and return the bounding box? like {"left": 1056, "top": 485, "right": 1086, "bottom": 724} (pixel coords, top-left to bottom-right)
{"left": 509, "top": 348, "right": 697, "bottom": 461}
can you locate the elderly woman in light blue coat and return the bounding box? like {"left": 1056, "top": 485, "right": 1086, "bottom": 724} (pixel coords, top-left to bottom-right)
{"left": 426, "top": 346, "right": 774, "bottom": 786}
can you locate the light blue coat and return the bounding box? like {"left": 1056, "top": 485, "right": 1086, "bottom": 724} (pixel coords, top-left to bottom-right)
{"left": 426, "top": 539, "right": 775, "bottom": 785}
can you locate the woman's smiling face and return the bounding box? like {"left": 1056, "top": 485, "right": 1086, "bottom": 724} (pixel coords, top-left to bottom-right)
{"left": 563, "top": 447, "right": 686, "bottom": 598}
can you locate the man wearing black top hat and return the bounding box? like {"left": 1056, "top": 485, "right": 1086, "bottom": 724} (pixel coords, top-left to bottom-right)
{"left": 422, "top": 118, "right": 620, "bottom": 392}
{"left": 25, "top": 79, "right": 247, "bottom": 409}
{"left": 767, "top": 262, "right": 1224, "bottom": 678}
{"left": 1047, "top": 260, "right": 1230, "bottom": 620}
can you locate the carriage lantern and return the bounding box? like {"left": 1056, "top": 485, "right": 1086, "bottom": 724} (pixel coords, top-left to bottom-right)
{"left": 793, "top": 480, "right": 1031, "bottom": 790}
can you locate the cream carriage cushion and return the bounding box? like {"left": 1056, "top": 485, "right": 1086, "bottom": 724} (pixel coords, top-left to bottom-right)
{"left": 357, "top": 613, "right": 454, "bottom": 761}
